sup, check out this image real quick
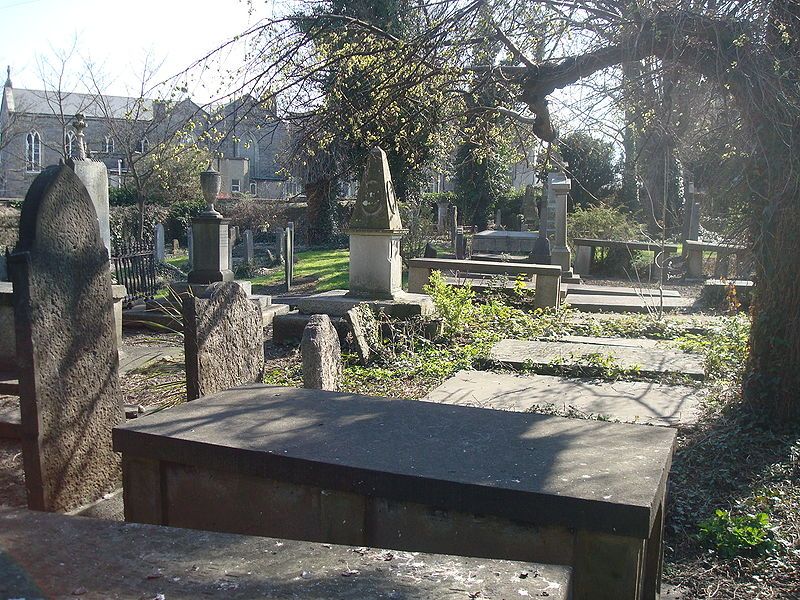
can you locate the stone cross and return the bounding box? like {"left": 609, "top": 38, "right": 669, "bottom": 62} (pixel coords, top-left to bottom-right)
{"left": 183, "top": 281, "right": 264, "bottom": 401}
{"left": 154, "top": 223, "right": 165, "bottom": 262}
{"left": 8, "top": 165, "right": 122, "bottom": 512}
{"left": 301, "top": 314, "right": 342, "bottom": 390}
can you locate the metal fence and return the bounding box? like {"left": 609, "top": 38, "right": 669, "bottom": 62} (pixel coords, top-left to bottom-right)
{"left": 112, "top": 239, "right": 158, "bottom": 306}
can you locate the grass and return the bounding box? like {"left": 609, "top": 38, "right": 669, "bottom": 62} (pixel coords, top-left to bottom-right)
{"left": 251, "top": 248, "right": 349, "bottom": 291}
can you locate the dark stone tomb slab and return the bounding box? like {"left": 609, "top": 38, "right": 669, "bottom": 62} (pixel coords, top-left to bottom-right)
{"left": 115, "top": 384, "right": 676, "bottom": 599}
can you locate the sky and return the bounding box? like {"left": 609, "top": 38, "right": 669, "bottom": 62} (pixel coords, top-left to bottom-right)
{"left": 0, "top": 0, "right": 270, "bottom": 102}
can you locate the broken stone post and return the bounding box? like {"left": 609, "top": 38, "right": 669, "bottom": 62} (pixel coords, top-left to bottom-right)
{"left": 285, "top": 222, "right": 294, "bottom": 291}
{"left": 547, "top": 168, "right": 574, "bottom": 277}
{"left": 301, "top": 314, "right": 342, "bottom": 391}
{"left": 244, "top": 229, "right": 255, "bottom": 264}
{"left": 530, "top": 188, "right": 552, "bottom": 264}
{"left": 154, "top": 223, "right": 165, "bottom": 262}
{"left": 183, "top": 281, "right": 264, "bottom": 401}
{"left": 188, "top": 166, "right": 234, "bottom": 285}
{"left": 346, "top": 147, "right": 406, "bottom": 299}
{"left": 344, "top": 305, "right": 376, "bottom": 364}
{"left": 449, "top": 205, "right": 458, "bottom": 248}
{"left": 8, "top": 165, "right": 122, "bottom": 512}
{"left": 187, "top": 226, "right": 194, "bottom": 268}
{"left": 436, "top": 200, "right": 449, "bottom": 233}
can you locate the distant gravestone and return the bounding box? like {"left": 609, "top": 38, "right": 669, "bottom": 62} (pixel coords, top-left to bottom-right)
{"left": 8, "top": 165, "right": 122, "bottom": 512}
{"left": 273, "top": 226, "right": 285, "bottom": 265}
{"left": 244, "top": 229, "right": 255, "bottom": 264}
{"left": 455, "top": 228, "right": 466, "bottom": 260}
{"left": 172, "top": 239, "right": 180, "bottom": 253}
{"left": 228, "top": 226, "right": 239, "bottom": 272}
{"left": 184, "top": 281, "right": 264, "bottom": 401}
{"left": 301, "top": 314, "right": 342, "bottom": 390}
{"left": 423, "top": 242, "right": 438, "bottom": 258}
{"left": 154, "top": 223, "right": 165, "bottom": 261}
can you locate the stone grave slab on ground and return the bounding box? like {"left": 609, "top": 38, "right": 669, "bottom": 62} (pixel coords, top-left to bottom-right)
{"left": 8, "top": 165, "right": 123, "bottom": 512}
{"left": 564, "top": 283, "right": 682, "bottom": 298}
{"left": 489, "top": 336, "right": 705, "bottom": 379}
{"left": 0, "top": 508, "right": 572, "bottom": 599}
{"left": 184, "top": 281, "right": 264, "bottom": 401}
{"left": 565, "top": 292, "right": 695, "bottom": 313}
{"left": 425, "top": 370, "right": 702, "bottom": 426}
{"left": 115, "top": 384, "right": 676, "bottom": 598}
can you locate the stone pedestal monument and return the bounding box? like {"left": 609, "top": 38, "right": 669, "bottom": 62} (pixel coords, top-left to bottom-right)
{"left": 274, "top": 147, "right": 433, "bottom": 341}
{"left": 546, "top": 163, "right": 581, "bottom": 283}
{"left": 188, "top": 166, "right": 234, "bottom": 285}
{"left": 347, "top": 147, "right": 405, "bottom": 299}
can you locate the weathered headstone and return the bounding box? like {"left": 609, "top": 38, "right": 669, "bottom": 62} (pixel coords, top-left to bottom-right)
{"left": 183, "top": 281, "right": 264, "bottom": 401}
{"left": 8, "top": 165, "right": 122, "bottom": 512}
{"left": 423, "top": 242, "right": 438, "bottom": 258}
{"left": 455, "top": 227, "right": 466, "bottom": 260}
{"left": 516, "top": 214, "right": 526, "bottom": 232}
{"left": 228, "top": 225, "right": 239, "bottom": 272}
{"left": 344, "top": 305, "right": 376, "bottom": 364}
{"left": 244, "top": 229, "right": 255, "bottom": 264}
{"left": 301, "top": 314, "right": 342, "bottom": 390}
{"left": 172, "top": 239, "right": 180, "bottom": 253}
{"left": 273, "top": 226, "right": 285, "bottom": 265}
{"left": 154, "top": 223, "right": 165, "bottom": 262}
{"left": 494, "top": 209, "right": 502, "bottom": 229}
{"left": 521, "top": 184, "right": 538, "bottom": 224}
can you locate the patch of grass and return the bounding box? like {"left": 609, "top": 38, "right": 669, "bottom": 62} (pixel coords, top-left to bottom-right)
{"left": 250, "top": 248, "right": 349, "bottom": 291}
{"left": 165, "top": 255, "right": 189, "bottom": 271}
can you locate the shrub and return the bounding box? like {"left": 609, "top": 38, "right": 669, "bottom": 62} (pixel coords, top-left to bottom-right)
{"left": 698, "top": 509, "right": 775, "bottom": 558}
{"left": 400, "top": 196, "right": 435, "bottom": 260}
{"left": 166, "top": 200, "right": 206, "bottom": 244}
{"left": 568, "top": 204, "right": 648, "bottom": 275}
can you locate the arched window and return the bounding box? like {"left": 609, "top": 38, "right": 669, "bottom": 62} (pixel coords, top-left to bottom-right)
{"left": 243, "top": 135, "right": 259, "bottom": 178}
{"left": 25, "top": 131, "right": 41, "bottom": 172}
{"left": 232, "top": 138, "right": 240, "bottom": 158}
{"left": 105, "top": 136, "right": 114, "bottom": 153}
{"left": 64, "top": 131, "right": 76, "bottom": 158}
{"left": 137, "top": 138, "right": 149, "bottom": 154}
{"left": 249, "top": 182, "right": 257, "bottom": 195}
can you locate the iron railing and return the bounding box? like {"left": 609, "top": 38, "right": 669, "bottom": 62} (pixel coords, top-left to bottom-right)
{"left": 112, "top": 238, "right": 158, "bottom": 306}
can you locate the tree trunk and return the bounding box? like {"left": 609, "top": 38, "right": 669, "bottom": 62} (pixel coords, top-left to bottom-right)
{"left": 305, "top": 177, "right": 338, "bottom": 245}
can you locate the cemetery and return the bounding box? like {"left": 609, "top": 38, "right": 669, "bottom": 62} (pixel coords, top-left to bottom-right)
{"left": 1, "top": 2, "right": 799, "bottom": 599}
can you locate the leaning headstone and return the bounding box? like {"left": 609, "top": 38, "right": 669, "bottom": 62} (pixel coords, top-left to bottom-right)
{"left": 183, "top": 281, "right": 264, "bottom": 401}
{"left": 8, "top": 165, "right": 122, "bottom": 512}
{"left": 423, "top": 242, "right": 438, "bottom": 258}
{"left": 244, "top": 229, "right": 255, "bottom": 264}
{"left": 301, "top": 314, "right": 342, "bottom": 390}
{"left": 154, "top": 223, "right": 165, "bottom": 262}
{"left": 344, "top": 305, "right": 376, "bottom": 364}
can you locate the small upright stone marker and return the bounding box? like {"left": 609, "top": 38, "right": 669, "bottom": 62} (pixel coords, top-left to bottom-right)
{"left": 244, "top": 229, "right": 255, "bottom": 264}
{"left": 301, "top": 314, "right": 342, "bottom": 390}
{"left": 154, "top": 223, "right": 165, "bottom": 262}
{"left": 285, "top": 222, "right": 295, "bottom": 291}
{"left": 172, "top": 239, "right": 180, "bottom": 253}
{"left": 8, "top": 165, "right": 122, "bottom": 512}
{"left": 184, "top": 281, "right": 264, "bottom": 401}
